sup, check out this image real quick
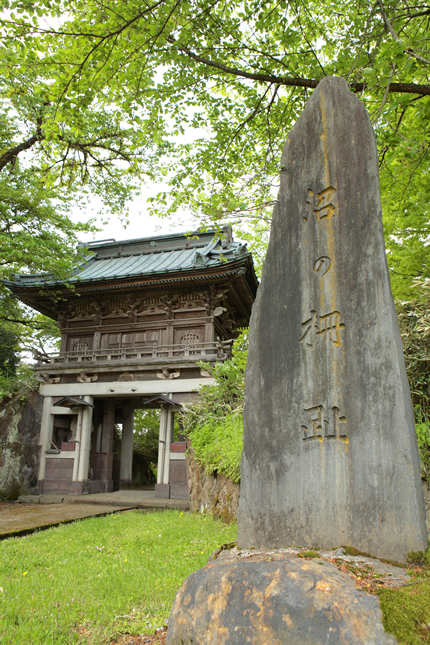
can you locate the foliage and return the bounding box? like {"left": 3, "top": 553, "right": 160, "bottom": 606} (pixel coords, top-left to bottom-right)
{"left": 397, "top": 286, "right": 430, "bottom": 479}
{"left": 0, "top": 509, "right": 237, "bottom": 644}
{"left": 133, "top": 409, "right": 160, "bottom": 461}
{"left": 182, "top": 330, "right": 247, "bottom": 483}
{"left": 132, "top": 409, "right": 160, "bottom": 485}
{"left": 0, "top": 326, "right": 19, "bottom": 377}
{"left": 1, "top": 0, "right": 429, "bottom": 296}
{"left": 0, "top": 7, "right": 166, "bottom": 342}
{"left": 0, "top": 362, "right": 38, "bottom": 402}
{"left": 188, "top": 414, "right": 243, "bottom": 484}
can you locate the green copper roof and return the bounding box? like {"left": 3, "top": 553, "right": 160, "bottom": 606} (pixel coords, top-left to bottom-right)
{"left": 6, "top": 228, "right": 252, "bottom": 288}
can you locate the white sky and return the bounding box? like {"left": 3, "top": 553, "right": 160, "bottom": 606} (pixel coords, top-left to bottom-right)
{"left": 73, "top": 182, "right": 197, "bottom": 246}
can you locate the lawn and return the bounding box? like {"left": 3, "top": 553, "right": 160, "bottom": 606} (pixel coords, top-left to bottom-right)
{"left": 2, "top": 508, "right": 430, "bottom": 645}
{"left": 0, "top": 509, "right": 236, "bottom": 645}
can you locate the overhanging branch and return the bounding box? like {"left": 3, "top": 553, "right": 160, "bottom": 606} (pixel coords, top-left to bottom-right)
{"left": 176, "top": 42, "right": 430, "bottom": 96}
{"left": 0, "top": 132, "right": 42, "bottom": 172}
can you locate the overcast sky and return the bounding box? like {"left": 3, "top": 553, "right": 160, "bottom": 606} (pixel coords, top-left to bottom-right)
{"left": 72, "top": 179, "right": 198, "bottom": 246}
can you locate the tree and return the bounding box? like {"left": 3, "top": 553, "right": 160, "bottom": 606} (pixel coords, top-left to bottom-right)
{"left": 1, "top": 0, "right": 429, "bottom": 295}
{"left": 0, "top": 326, "right": 20, "bottom": 377}
{"left": 0, "top": 17, "right": 169, "bottom": 342}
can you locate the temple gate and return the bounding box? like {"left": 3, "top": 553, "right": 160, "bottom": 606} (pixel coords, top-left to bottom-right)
{"left": 5, "top": 227, "right": 257, "bottom": 498}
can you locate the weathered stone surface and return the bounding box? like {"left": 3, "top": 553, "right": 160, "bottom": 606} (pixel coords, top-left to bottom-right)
{"left": 0, "top": 391, "right": 42, "bottom": 499}
{"left": 185, "top": 437, "right": 239, "bottom": 523}
{"left": 237, "top": 76, "right": 427, "bottom": 562}
{"left": 166, "top": 554, "right": 397, "bottom": 644}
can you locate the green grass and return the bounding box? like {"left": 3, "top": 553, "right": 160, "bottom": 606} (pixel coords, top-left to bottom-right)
{"left": 0, "top": 509, "right": 237, "bottom": 645}
{"left": 4, "top": 510, "right": 430, "bottom": 645}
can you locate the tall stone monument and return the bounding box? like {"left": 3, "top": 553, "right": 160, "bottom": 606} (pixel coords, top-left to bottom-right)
{"left": 237, "top": 76, "right": 428, "bottom": 562}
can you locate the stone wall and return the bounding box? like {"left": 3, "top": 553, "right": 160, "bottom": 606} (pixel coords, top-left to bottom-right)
{"left": 0, "top": 391, "right": 42, "bottom": 499}
{"left": 185, "top": 438, "right": 240, "bottom": 523}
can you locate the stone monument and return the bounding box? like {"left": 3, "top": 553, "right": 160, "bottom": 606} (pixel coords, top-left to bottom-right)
{"left": 237, "top": 76, "right": 428, "bottom": 563}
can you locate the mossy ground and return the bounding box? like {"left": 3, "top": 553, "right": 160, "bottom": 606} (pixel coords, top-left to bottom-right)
{"left": 374, "top": 547, "right": 430, "bottom": 644}
{"left": 378, "top": 576, "right": 430, "bottom": 644}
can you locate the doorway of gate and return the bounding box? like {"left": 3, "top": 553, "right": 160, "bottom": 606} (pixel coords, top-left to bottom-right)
{"left": 88, "top": 395, "right": 187, "bottom": 499}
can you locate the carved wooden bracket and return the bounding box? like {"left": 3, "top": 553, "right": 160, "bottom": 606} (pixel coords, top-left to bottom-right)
{"left": 77, "top": 372, "right": 98, "bottom": 383}
{"left": 157, "top": 369, "right": 181, "bottom": 380}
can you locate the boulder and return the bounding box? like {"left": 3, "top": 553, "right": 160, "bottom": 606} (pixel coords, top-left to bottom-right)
{"left": 166, "top": 554, "right": 396, "bottom": 644}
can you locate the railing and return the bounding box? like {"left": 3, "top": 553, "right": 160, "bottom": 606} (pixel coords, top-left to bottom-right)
{"left": 34, "top": 340, "right": 233, "bottom": 367}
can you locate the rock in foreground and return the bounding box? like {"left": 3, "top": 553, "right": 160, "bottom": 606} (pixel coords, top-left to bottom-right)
{"left": 166, "top": 553, "right": 396, "bottom": 644}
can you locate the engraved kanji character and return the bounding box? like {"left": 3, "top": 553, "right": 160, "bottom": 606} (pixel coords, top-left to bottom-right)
{"left": 314, "top": 186, "right": 337, "bottom": 220}
{"left": 326, "top": 406, "right": 348, "bottom": 442}
{"left": 301, "top": 404, "right": 329, "bottom": 441}
{"left": 304, "top": 185, "right": 337, "bottom": 221}
{"left": 298, "top": 310, "right": 320, "bottom": 348}
{"left": 301, "top": 404, "right": 348, "bottom": 443}
{"left": 299, "top": 310, "right": 345, "bottom": 348}
{"left": 317, "top": 311, "right": 345, "bottom": 347}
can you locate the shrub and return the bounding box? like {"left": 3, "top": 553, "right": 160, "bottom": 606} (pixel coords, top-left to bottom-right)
{"left": 187, "top": 413, "right": 243, "bottom": 483}
{"left": 181, "top": 330, "right": 247, "bottom": 483}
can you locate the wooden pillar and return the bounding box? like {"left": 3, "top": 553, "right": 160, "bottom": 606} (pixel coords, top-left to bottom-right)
{"left": 163, "top": 406, "right": 173, "bottom": 485}
{"left": 120, "top": 408, "right": 134, "bottom": 487}
{"left": 37, "top": 396, "right": 53, "bottom": 486}
{"left": 101, "top": 399, "right": 115, "bottom": 453}
{"left": 155, "top": 403, "right": 170, "bottom": 498}
{"left": 100, "top": 399, "right": 115, "bottom": 492}
{"left": 77, "top": 397, "right": 94, "bottom": 483}
{"left": 95, "top": 423, "right": 102, "bottom": 453}
{"left": 156, "top": 405, "right": 168, "bottom": 485}
{"left": 72, "top": 408, "right": 84, "bottom": 481}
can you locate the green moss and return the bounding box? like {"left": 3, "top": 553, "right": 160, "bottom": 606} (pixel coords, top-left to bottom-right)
{"left": 298, "top": 551, "right": 319, "bottom": 559}
{"left": 378, "top": 580, "right": 430, "bottom": 644}
{"left": 407, "top": 550, "right": 430, "bottom": 568}
{"left": 341, "top": 545, "right": 372, "bottom": 558}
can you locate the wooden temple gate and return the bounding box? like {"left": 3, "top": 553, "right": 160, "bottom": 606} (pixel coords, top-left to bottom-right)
{"left": 5, "top": 228, "right": 257, "bottom": 498}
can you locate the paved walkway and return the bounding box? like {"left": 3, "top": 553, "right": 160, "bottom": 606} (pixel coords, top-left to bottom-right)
{"left": 19, "top": 489, "right": 190, "bottom": 510}
{"left": 0, "top": 491, "right": 190, "bottom": 539}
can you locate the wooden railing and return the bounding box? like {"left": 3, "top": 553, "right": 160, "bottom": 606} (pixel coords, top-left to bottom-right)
{"left": 34, "top": 340, "right": 233, "bottom": 367}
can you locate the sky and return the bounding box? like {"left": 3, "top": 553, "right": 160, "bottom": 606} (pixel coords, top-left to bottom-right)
{"left": 73, "top": 181, "right": 198, "bottom": 246}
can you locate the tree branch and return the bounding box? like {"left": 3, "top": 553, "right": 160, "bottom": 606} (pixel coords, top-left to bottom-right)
{"left": 174, "top": 41, "right": 430, "bottom": 95}
{"left": 0, "top": 126, "right": 43, "bottom": 172}
{"left": 377, "top": 0, "right": 430, "bottom": 65}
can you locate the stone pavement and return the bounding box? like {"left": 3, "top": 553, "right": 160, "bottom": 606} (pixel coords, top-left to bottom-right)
{"left": 0, "top": 490, "right": 190, "bottom": 538}
{"left": 19, "top": 489, "right": 191, "bottom": 510}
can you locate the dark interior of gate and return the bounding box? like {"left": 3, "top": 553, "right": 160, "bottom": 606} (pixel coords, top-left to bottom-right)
{"left": 4, "top": 227, "right": 257, "bottom": 499}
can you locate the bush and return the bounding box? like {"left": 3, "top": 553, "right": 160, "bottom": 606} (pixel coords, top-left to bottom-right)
{"left": 181, "top": 330, "right": 247, "bottom": 483}
{"left": 0, "top": 363, "right": 38, "bottom": 403}
{"left": 397, "top": 293, "right": 430, "bottom": 481}
{"left": 188, "top": 413, "right": 243, "bottom": 483}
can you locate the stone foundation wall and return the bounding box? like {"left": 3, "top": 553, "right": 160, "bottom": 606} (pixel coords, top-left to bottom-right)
{"left": 185, "top": 438, "right": 240, "bottom": 523}
{"left": 0, "top": 391, "right": 42, "bottom": 499}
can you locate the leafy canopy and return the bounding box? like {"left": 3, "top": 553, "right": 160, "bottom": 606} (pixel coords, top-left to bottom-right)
{"left": 1, "top": 0, "right": 429, "bottom": 296}
{"left": 0, "top": 3, "right": 169, "bottom": 342}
